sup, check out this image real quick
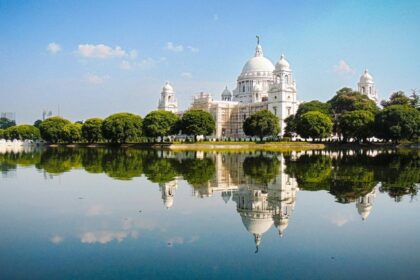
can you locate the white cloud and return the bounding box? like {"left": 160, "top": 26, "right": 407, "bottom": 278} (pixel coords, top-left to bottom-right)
{"left": 85, "top": 73, "right": 108, "bottom": 85}
{"left": 334, "top": 60, "right": 355, "bottom": 74}
{"left": 86, "top": 204, "right": 105, "bottom": 216}
{"left": 187, "top": 46, "right": 199, "bottom": 53}
{"left": 77, "top": 44, "right": 126, "bottom": 59}
{"left": 81, "top": 231, "right": 128, "bottom": 244}
{"left": 165, "top": 42, "right": 184, "bottom": 52}
{"left": 129, "top": 49, "right": 138, "bottom": 59}
{"left": 50, "top": 235, "right": 64, "bottom": 244}
{"left": 120, "top": 60, "right": 132, "bottom": 70}
{"left": 47, "top": 42, "right": 61, "bottom": 54}
{"left": 181, "top": 72, "right": 193, "bottom": 79}
{"left": 213, "top": 14, "right": 219, "bottom": 21}
{"left": 138, "top": 57, "right": 166, "bottom": 68}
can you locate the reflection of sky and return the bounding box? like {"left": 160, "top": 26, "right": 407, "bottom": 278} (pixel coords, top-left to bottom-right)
{"left": 1, "top": 165, "right": 420, "bottom": 279}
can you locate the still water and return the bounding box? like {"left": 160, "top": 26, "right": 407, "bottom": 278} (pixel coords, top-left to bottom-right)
{"left": 0, "top": 147, "right": 419, "bottom": 279}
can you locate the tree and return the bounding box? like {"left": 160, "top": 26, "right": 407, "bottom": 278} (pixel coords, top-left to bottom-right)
{"left": 338, "top": 110, "right": 375, "bottom": 142}
{"left": 33, "top": 120, "right": 43, "bottom": 129}
{"left": 296, "top": 111, "right": 333, "bottom": 141}
{"left": 0, "top": 129, "right": 5, "bottom": 139}
{"left": 243, "top": 110, "right": 280, "bottom": 141}
{"left": 82, "top": 118, "right": 103, "bottom": 143}
{"left": 143, "top": 110, "right": 179, "bottom": 141}
{"left": 181, "top": 110, "right": 215, "bottom": 141}
{"left": 296, "top": 100, "right": 331, "bottom": 118}
{"left": 381, "top": 91, "right": 412, "bottom": 108}
{"left": 39, "top": 117, "right": 71, "bottom": 143}
{"left": 102, "top": 113, "right": 143, "bottom": 143}
{"left": 375, "top": 105, "right": 420, "bottom": 143}
{"left": 4, "top": 125, "right": 40, "bottom": 140}
{"left": 62, "top": 123, "right": 82, "bottom": 143}
{"left": 328, "top": 88, "right": 378, "bottom": 115}
{"left": 284, "top": 115, "right": 297, "bottom": 136}
{"left": 0, "top": 117, "right": 16, "bottom": 129}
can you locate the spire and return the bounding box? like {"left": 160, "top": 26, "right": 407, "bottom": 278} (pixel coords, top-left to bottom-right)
{"left": 255, "top": 35, "right": 263, "bottom": 57}
{"left": 254, "top": 233, "right": 261, "bottom": 254}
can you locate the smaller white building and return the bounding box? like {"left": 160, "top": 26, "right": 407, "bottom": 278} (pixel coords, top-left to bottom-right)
{"left": 358, "top": 69, "right": 378, "bottom": 103}
{"left": 158, "top": 82, "right": 178, "bottom": 113}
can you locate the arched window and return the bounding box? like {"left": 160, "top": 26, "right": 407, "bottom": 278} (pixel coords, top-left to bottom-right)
{"left": 362, "top": 86, "right": 366, "bottom": 93}
{"left": 285, "top": 75, "right": 289, "bottom": 84}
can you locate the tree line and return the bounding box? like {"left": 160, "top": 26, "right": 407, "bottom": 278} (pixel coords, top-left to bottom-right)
{"left": 1, "top": 88, "right": 419, "bottom": 144}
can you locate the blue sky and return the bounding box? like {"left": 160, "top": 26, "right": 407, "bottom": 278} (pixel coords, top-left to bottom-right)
{"left": 0, "top": 0, "right": 419, "bottom": 123}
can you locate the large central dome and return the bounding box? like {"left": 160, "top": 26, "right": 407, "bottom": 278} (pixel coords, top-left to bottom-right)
{"left": 241, "top": 44, "right": 274, "bottom": 76}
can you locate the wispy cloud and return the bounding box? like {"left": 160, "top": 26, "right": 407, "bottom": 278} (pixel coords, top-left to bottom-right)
{"left": 120, "top": 60, "right": 132, "bottom": 70}
{"left": 138, "top": 57, "right": 166, "bottom": 68}
{"left": 187, "top": 46, "right": 199, "bottom": 53}
{"left": 46, "top": 42, "right": 61, "bottom": 54}
{"left": 85, "top": 73, "right": 109, "bottom": 85}
{"left": 50, "top": 234, "right": 64, "bottom": 244}
{"left": 77, "top": 44, "right": 126, "bottom": 59}
{"left": 165, "top": 42, "right": 184, "bottom": 52}
{"left": 181, "top": 72, "right": 193, "bottom": 78}
{"left": 81, "top": 231, "right": 128, "bottom": 244}
{"left": 334, "top": 60, "right": 355, "bottom": 75}
{"left": 213, "top": 14, "right": 219, "bottom": 21}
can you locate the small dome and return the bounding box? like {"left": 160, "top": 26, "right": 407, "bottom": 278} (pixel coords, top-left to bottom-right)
{"left": 162, "top": 81, "right": 174, "bottom": 93}
{"left": 360, "top": 69, "right": 373, "bottom": 83}
{"left": 164, "top": 197, "right": 174, "bottom": 209}
{"left": 221, "top": 86, "right": 232, "bottom": 97}
{"left": 275, "top": 54, "right": 290, "bottom": 70}
{"left": 240, "top": 214, "right": 273, "bottom": 235}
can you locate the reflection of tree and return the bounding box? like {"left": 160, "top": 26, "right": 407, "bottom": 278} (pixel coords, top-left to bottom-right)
{"left": 243, "top": 155, "right": 280, "bottom": 185}
{"left": 177, "top": 158, "right": 215, "bottom": 188}
{"left": 102, "top": 149, "right": 144, "bottom": 180}
{"left": 373, "top": 153, "right": 420, "bottom": 201}
{"left": 0, "top": 151, "right": 42, "bottom": 173}
{"left": 81, "top": 148, "right": 105, "bottom": 173}
{"left": 285, "top": 154, "right": 331, "bottom": 191}
{"left": 37, "top": 148, "right": 83, "bottom": 174}
{"left": 143, "top": 155, "right": 178, "bottom": 183}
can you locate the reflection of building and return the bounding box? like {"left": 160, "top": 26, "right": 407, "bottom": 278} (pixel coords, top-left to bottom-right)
{"left": 356, "top": 188, "right": 376, "bottom": 220}
{"left": 157, "top": 38, "right": 299, "bottom": 138}
{"left": 159, "top": 180, "right": 178, "bottom": 209}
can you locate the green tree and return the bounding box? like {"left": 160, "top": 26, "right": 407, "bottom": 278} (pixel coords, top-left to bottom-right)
{"left": 143, "top": 110, "right": 179, "bottom": 141}
{"left": 284, "top": 115, "right": 297, "bottom": 137}
{"left": 177, "top": 157, "right": 215, "bottom": 187}
{"left": 33, "top": 120, "right": 43, "bottom": 129}
{"left": 243, "top": 110, "right": 280, "bottom": 141}
{"left": 338, "top": 110, "right": 375, "bottom": 142}
{"left": 296, "top": 111, "right": 333, "bottom": 141}
{"left": 62, "top": 123, "right": 82, "bottom": 143}
{"left": 102, "top": 113, "right": 143, "bottom": 143}
{"left": 243, "top": 155, "right": 280, "bottom": 185}
{"left": 39, "top": 116, "right": 71, "bottom": 143}
{"left": 0, "top": 128, "right": 4, "bottom": 139}
{"left": 296, "top": 100, "right": 331, "bottom": 117}
{"left": 381, "top": 91, "right": 412, "bottom": 108}
{"left": 0, "top": 117, "right": 16, "bottom": 129}
{"left": 328, "top": 88, "right": 378, "bottom": 115}
{"left": 82, "top": 118, "right": 103, "bottom": 143}
{"left": 181, "top": 110, "right": 215, "bottom": 141}
{"left": 4, "top": 125, "right": 40, "bottom": 140}
{"left": 375, "top": 105, "right": 420, "bottom": 142}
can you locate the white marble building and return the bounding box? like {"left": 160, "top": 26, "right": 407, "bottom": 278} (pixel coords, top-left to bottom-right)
{"left": 357, "top": 69, "right": 378, "bottom": 103}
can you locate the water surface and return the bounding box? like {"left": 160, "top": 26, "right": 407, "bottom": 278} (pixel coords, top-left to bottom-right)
{"left": 0, "top": 147, "right": 419, "bottom": 279}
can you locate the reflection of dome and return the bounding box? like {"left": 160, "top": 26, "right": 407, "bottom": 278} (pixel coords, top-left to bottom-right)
{"left": 359, "top": 69, "right": 373, "bottom": 83}
{"left": 241, "top": 44, "right": 274, "bottom": 75}
{"left": 240, "top": 212, "right": 273, "bottom": 253}
{"left": 357, "top": 204, "right": 372, "bottom": 220}
{"left": 162, "top": 81, "right": 174, "bottom": 93}
{"left": 273, "top": 215, "right": 289, "bottom": 237}
{"left": 221, "top": 191, "right": 231, "bottom": 203}
{"left": 164, "top": 197, "right": 174, "bottom": 209}
{"left": 275, "top": 54, "right": 290, "bottom": 70}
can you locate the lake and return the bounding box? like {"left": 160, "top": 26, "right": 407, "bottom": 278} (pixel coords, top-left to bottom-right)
{"left": 1, "top": 147, "right": 419, "bottom": 279}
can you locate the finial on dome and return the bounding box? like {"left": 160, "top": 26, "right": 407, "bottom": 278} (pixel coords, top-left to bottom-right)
{"left": 281, "top": 54, "right": 285, "bottom": 59}
{"left": 365, "top": 69, "right": 369, "bottom": 73}
{"left": 256, "top": 35, "right": 260, "bottom": 45}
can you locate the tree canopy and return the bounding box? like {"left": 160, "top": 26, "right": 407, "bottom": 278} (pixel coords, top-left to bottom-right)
{"left": 82, "top": 118, "right": 103, "bottom": 143}
{"left": 39, "top": 117, "right": 71, "bottom": 143}
{"left": 62, "top": 123, "right": 82, "bottom": 143}
{"left": 243, "top": 110, "right": 280, "bottom": 140}
{"left": 328, "top": 88, "right": 378, "bottom": 115}
{"left": 3, "top": 125, "right": 40, "bottom": 140}
{"left": 181, "top": 110, "right": 215, "bottom": 140}
{"left": 296, "top": 111, "right": 333, "bottom": 140}
{"left": 143, "top": 110, "right": 179, "bottom": 140}
{"left": 381, "top": 91, "right": 412, "bottom": 108}
{"left": 102, "top": 113, "right": 143, "bottom": 143}
{"left": 338, "top": 110, "right": 375, "bottom": 142}
{"left": 0, "top": 117, "right": 16, "bottom": 129}
{"left": 374, "top": 105, "right": 420, "bottom": 142}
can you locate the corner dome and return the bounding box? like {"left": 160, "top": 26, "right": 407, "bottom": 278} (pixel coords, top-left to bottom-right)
{"left": 162, "top": 81, "right": 174, "bottom": 93}
{"left": 240, "top": 214, "right": 273, "bottom": 235}
{"left": 275, "top": 54, "right": 290, "bottom": 70}
{"left": 360, "top": 69, "right": 373, "bottom": 83}
{"left": 221, "top": 86, "right": 232, "bottom": 97}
